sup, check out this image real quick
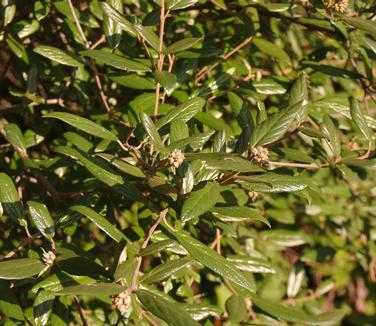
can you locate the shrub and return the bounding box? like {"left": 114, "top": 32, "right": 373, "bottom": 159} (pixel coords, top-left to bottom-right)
{"left": 0, "top": 0, "right": 375, "bottom": 325}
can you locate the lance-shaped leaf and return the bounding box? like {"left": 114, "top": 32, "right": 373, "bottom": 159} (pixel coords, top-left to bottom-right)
{"left": 168, "top": 0, "right": 198, "bottom": 10}
{"left": 0, "top": 280, "right": 25, "bottom": 324}
{"left": 350, "top": 97, "right": 372, "bottom": 143}
{"left": 54, "top": 146, "right": 123, "bottom": 187}
{"left": 136, "top": 289, "right": 200, "bottom": 326}
{"left": 322, "top": 115, "right": 341, "bottom": 159}
{"left": 249, "top": 102, "right": 302, "bottom": 148}
{"left": 100, "top": 2, "right": 137, "bottom": 36}
{"left": 0, "top": 173, "right": 27, "bottom": 226}
{"left": 4, "top": 123, "right": 27, "bottom": 154}
{"left": 44, "top": 112, "right": 118, "bottom": 141}
{"left": 34, "top": 45, "right": 84, "bottom": 67}
{"left": 154, "top": 71, "right": 177, "bottom": 96}
{"left": 157, "top": 98, "right": 205, "bottom": 129}
{"left": 80, "top": 50, "right": 151, "bottom": 72}
{"left": 212, "top": 206, "right": 270, "bottom": 227}
{"left": 253, "top": 38, "right": 291, "bottom": 64}
{"left": 164, "top": 37, "right": 202, "bottom": 54}
{"left": 34, "top": 289, "right": 55, "bottom": 326}
{"left": 181, "top": 182, "right": 220, "bottom": 223}
{"left": 226, "top": 295, "right": 247, "bottom": 323}
{"left": 141, "top": 257, "right": 192, "bottom": 284}
{"left": 341, "top": 16, "right": 376, "bottom": 36}
{"left": 134, "top": 24, "right": 162, "bottom": 52}
{"left": 56, "top": 283, "right": 127, "bottom": 296}
{"left": 0, "top": 258, "right": 46, "bottom": 280}
{"left": 289, "top": 72, "right": 308, "bottom": 124}
{"left": 71, "top": 205, "right": 126, "bottom": 243}
{"left": 27, "top": 201, "right": 55, "bottom": 240}
{"left": 175, "top": 232, "right": 256, "bottom": 293}
{"left": 103, "top": 0, "right": 122, "bottom": 49}
{"left": 227, "top": 256, "right": 276, "bottom": 274}
{"left": 140, "top": 112, "right": 166, "bottom": 151}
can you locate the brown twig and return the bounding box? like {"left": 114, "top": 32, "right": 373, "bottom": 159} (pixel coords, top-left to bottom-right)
{"left": 73, "top": 296, "right": 89, "bottom": 326}
{"left": 0, "top": 234, "right": 41, "bottom": 261}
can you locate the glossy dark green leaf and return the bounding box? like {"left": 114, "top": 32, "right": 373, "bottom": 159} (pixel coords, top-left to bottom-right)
{"left": 181, "top": 182, "right": 220, "bottom": 222}
{"left": 44, "top": 112, "right": 118, "bottom": 141}
{"left": 136, "top": 289, "right": 200, "bottom": 326}
{"left": 154, "top": 71, "right": 177, "bottom": 96}
{"left": 71, "top": 205, "right": 126, "bottom": 243}
{"left": 164, "top": 37, "right": 202, "bottom": 54}
{"left": 80, "top": 49, "right": 151, "bottom": 72}
{"left": 341, "top": 16, "right": 376, "bottom": 36}
{"left": 175, "top": 232, "right": 256, "bottom": 293}
{"left": 185, "top": 152, "right": 263, "bottom": 172}
{"left": 56, "top": 283, "right": 126, "bottom": 296}
{"left": 168, "top": 0, "right": 198, "bottom": 10}
{"left": 100, "top": 2, "right": 137, "bottom": 36}
{"left": 54, "top": 146, "right": 123, "bottom": 187}
{"left": 0, "top": 280, "right": 25, "bottom": 323}
{"left": 4, "top": 123, "right": 27, "bottom": 154}
{"left": 34, "top": 45, "right": 84, "bottom": 67}
{"left": 96, "top": 153, "right": 145, "bottom": 178}
{"left": 27, "top": 201, "right": 55, "bottom": 240}
{"left": 181, "top": 303, "right": 222, "bottom": 321}
{"left": 350, "top": 97, "right": 372, "bottom": 142}
{"left": 140, "top": 239, "right": 179, "bottom": 256}
{"left": 140, "top": 112, "right": 166, "bottom": 151}
{"left": 322, "top": 115, "right": 341, "bottom": 159}
{"left": 227, "top": 256, "right": 276, "bottom": 273}
{"left": 34, "top": 289, "right": 55, "bottom": 326}
{"left": 253, "top": 78, "right": 287, "bottom": 95}
{"left": 134, "top": 24, "right": 162, "bottom": 52}
{"left": 289, "top": 72, "right": 308, "bottom": 124}
{"left": 157, "top": 98, "right": 205, "bottom": 129}
{"left": 226, "top": 294, "right": 247, "bottom": 323}
{"left": 212, "top": 206, "right": 270, "bottom": 227}
{"left": 0, "top": 258, "right": 46, "bottom": 280}
{"left": 253, "top": 38, "right": 291, "bottom": 64}
{"left": 141, "top": 257, "right": 192, "bottom": 284}
{"left": 249, "top": 102, "right": 302, "bottom": 148}
{"left": 103, "top": 0, "right": 122, "bottom": 49}
{"left": 0, "top": 173, "right": 26, "bottom": 226}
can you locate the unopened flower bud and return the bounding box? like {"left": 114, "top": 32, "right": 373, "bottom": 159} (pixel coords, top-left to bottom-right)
{"left": 167, "top": 149, "right": 185, "bottom": 168}
{"left": 42, "top": 250, "right": 56, "bottom": 266}
{"left": 248, "top": 191, "right": 260, "bottom": 202}
{"left": 249, "top": 146, "right": 269, "bottom": 165}
{"left": 113, "top": 291, "right": 131, "bottom": 316}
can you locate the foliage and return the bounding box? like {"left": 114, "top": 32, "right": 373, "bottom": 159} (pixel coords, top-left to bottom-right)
{"left": 0, "top": 0, "right": 376, "bottom": 325}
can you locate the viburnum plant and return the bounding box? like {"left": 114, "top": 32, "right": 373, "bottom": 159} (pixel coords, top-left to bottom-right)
{"left": 0, "top": 0, "right": 376, "bottom": 325}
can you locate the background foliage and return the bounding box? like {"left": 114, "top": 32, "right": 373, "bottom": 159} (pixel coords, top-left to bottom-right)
{"left": 1, "top": 0, "right": 376, "bottom": 325}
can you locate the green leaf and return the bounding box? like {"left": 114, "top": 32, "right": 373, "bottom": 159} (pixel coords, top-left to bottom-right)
{"left": 141, "top": 257, "right": 192, "bottom": 284}
{"left": 253, "top": 38, "right": 291, "bottom": 64}
{"left": 249, "top": 102, "right": 302, "bottom": 148}
{"left": 185, "top": 153, "right": 263, "bottom": 173}
{"left": 322, "top": 115, "right": 341, "bottom": 159}
{"left": 250, "top": 295, "right": 344, "bottom": 325}
{"left": 71, "top": 205, "right": 126, "bottom": 243}
{"left": 253, "top": 78, "right": 287, "bottom": 95}
{"left": 4, "top": 123, "right": 27, "bottom": 154}
{"left": 180, "top": 303, "right": 222, "bottom": 321}
{"left": 350, "top": 97, "right": 372, "bottom": 142}
{"left": 181, "top": 182, "right": 220, "bottom": 222}
{"left": 212, "top": 206, "right": 270, "bottom": 227}
{"left": 34, "top": 289, "right": 55, "bottom": 326}
{"left": 103, "top": 0, "right": 122, "bottom": 49}
{"left": 134, "top": 24, "right": 162, "bottom": 52}
{"left": 44, "top": 112, "right": 118, "bottom": 141}
{"left": 341, "top": 16, "right": 376, "bottom": 36}
{"left": 100, "top": 2, "right": 137, "bottom": 36}
{"left": 164, "top": 37, "right": 202, "bottom": 54}
{"left": 289, "top": 72, "right": 308, "bottom": 124}
{"left": 227, "top": 256, "right": 276, "bottom": 273}
{"left": 27, "top": 201, "right": 55, "bottom": 240}
{"left": 0, "top": 280, "right": 25, "bottom": 323}
{"left": 156, "top": 98, "right": 205, "bottom": 129}
{"left": 175, "top": 232, "right": 256, "bottom": 293}
{"left": 140, "top": 112, "right": 166, "bottom": 151}
{"left": 226, "top": 294, "right": 247, "bottom": 323}
{"left": 96, "top": 153, "right": 145, "bottom": 178}
{"left": 34, "top": 45, "right": 84, "bottom": 67}
{"left": 154, "top": 71, "right": 177, "bottom": 96}
{"left": 80, "top": 49, "right": 151, "bottom": 72}
{"left": 0, "top": 258, "right": 46, "bottom": 280}
{"left": 2, "top": 0, "right": 16, "bottom": 27}
{"left": 140, "top": 239, "right": 181, "bottom": 256}
{"left": 259, "top": 230, "right": 311, "bottom": 247}
{"left": 0, "top": 172, "right": 26, "bottom": 226}
{"left": 56, "top": 283, "right": 126, "bottom": 296}
{"left": 238, "top": 173, "right": 308, "bottom": 193}
{"left": 168, "top": 0, "right": 198, "bottom": 10}
{"left": 136, "top": 289, "right": 200, "bottom": 326}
